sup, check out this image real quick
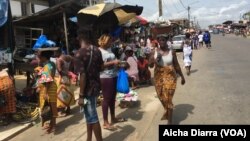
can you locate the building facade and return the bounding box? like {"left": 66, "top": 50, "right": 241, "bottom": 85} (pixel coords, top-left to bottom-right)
{"left": 170, "top": 18, "right": 189, "bottom": 28}
{"left": 10, "top": 0, "right": 104, "bottom": 17}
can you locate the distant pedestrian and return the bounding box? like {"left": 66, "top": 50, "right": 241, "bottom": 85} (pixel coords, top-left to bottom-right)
{"left": 198, "top": 31, "right": 203, "bottom": 48}
{"left": 192, "top": 33, "right": 198, "bottom": 50}
{"left": 203, "top": 31, "right": 211, "bottom": 48}
{"left": 149, "top": 35, "right": 185, "bottom": 125}
{"left": 183, "top": 40, "right": 192, "bottom": 75}
{"left": 75, "top": 31, "right": 103, "bottom": 141}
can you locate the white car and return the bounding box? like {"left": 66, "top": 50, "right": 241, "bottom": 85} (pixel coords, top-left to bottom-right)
{"left": 172, "top": 35, "right": 185, "bottom": 50}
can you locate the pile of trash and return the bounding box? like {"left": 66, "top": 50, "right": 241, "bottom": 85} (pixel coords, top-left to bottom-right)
{"left": 116, "top": 90, "right": 138, "bottom": 102}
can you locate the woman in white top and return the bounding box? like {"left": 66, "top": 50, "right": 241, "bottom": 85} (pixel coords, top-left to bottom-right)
{"left": 98, "top": 34, "right": 126, "bottom": 130}
{"left": 149, "top": 35, "right": 185, "bottom": 125}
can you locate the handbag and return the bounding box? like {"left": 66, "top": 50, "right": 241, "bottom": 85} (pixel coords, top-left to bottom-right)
{"left": 116, "top": 68, "right": 130, "bottom": 94}
{"left": 0, "top": 94, "right": 6, "bottom": 107}
{"left": 41, "top": 101, "right": 52, "bottom": 122}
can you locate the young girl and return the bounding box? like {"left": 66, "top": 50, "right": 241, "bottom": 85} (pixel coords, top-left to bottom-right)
{"left": 183, "top": 40, "right": 192, "bottom": 75}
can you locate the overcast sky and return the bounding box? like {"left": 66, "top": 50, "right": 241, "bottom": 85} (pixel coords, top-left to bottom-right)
{"left": 107, "top": 0, "right": 250, "bottom": 28}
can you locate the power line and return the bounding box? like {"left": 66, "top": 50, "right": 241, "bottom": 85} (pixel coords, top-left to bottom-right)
{"left": 164, "top": 0, "right": 179, "bottom": 13}
{"left": 179, "top": 0, "right": 187, "bottom": 9}
{"left": 162, "top": 0, "right": 171, "bottom": 15}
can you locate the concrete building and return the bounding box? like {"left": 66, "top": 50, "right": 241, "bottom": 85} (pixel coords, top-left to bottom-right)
{"left": 10, "top": 0, "right": 104, "bottom": 17}
{"left": 170, "top": 18, "right": 189, "bottom": 28}
{"left": 10, "top": 0, "right": 48, "bottom": 17}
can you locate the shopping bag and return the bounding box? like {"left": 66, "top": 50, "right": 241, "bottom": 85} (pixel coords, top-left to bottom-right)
{"left": 116, "top": 69, "right": 129, "bottom": 94}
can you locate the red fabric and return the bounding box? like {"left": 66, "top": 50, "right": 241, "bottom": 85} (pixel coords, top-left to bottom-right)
{"left": 136, "top": 16, "right": 148, "bottom": 25}
{"left": 138, "top": 59, "right": 148, "bottom": 70}
{"left": 138, "top": 60, "right": 151, "bottom": 81}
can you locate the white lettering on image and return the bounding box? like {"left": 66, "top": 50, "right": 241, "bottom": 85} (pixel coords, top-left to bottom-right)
{"left": 163, "top": 129, "right": 188, "bottom": 136}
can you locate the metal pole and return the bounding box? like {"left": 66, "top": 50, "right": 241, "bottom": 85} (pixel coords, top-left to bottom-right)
{"left": 188, "top": 6, "right": 190, "bottom": 30}
{"left": 159, "top": 0, "right": 163, "bottom": 17}
{"left": 114, "top": 0, "right": 116, "bottom": 3}
{"left": 63, "top": 12, "right": 69, "bottom": 54}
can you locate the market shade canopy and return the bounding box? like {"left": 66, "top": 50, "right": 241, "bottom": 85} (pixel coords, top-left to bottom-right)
{"left": 130, "top": 16, "right": 148, "bottom": 25}
{"left": 77, "top": 2, "right": 143, "bottom": 29}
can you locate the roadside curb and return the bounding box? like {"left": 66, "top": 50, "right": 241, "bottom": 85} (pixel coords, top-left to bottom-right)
{"left": 1, "top": 88, "right": 81, "bottom": 141}
{"left": 1, "top": 123, "right": 33, "bottom": 141}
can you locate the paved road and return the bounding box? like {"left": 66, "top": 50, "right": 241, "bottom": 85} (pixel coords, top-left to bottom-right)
{"left": 143, "top": 34, "right": 250, "bottom": 140}
{"left": 9, "top": 35, "right": 250, "bottom": 141}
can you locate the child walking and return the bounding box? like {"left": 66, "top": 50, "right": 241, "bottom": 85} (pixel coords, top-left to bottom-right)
{"left": 183, "top": 40, "right": 192, "bottom": 75}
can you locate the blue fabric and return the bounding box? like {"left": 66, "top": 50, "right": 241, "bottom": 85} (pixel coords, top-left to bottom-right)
{"left": 33, "top": 35, "right": 47, "bottom": 50}
{"left": 203, "top": 33, "right": 210, "bottom": 42}
{"left": 45, "top": 40, "right": 56, "bottom": 47}
{"left": 111, "top": 26, "right": 122, "bottom": 38}
{"left": 69, "top": 17, "right": 77, "bottom": 23}
{"left": 83, "top": 96, "right": 99, "bottom": 124}
{"left": 116, "top": 68, "right": 129, "bottom": 94}
{"left": 0, "top": 0, "right": 8, "bottom": 27}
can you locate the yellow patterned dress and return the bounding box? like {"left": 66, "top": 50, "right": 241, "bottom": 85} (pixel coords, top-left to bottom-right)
{"left": 154, "top": 50, "right": 182, "bottom": 119}
{"left": 38, "top": 61, "right": 58, "bottom": 117}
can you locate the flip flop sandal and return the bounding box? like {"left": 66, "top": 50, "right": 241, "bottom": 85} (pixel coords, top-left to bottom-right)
{"left": 45, "top": 127, "right": 55, "bottom": 134}
{"left": 42, "top": 123, "right": 50, "bottom": 130}
{"left": 112, "top": 118, "right": 127, "bottom": 123}
{"left": 57, "top": 113, "right": 67, "bottom": 118}
{"left": 103, "top": 125, "right": 117, "bottom": 131}
{"left": 42, "top": 124, "right": 51, "bottom": 130}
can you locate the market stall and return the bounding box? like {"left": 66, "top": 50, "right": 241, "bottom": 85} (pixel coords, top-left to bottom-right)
{"left": 12, "top": 0, "right": 84, "bottom": 87}
{"left": 0, "top": 0, "right": 16, "bottom": 124}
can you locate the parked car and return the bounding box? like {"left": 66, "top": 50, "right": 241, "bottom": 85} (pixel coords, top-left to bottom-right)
{"left": 171, "top": 35, "right": 185, "bottom": 50}
{"left": 213, "top": 28, "right": 219, "bottom": 34}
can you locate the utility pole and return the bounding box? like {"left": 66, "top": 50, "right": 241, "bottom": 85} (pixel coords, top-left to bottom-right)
{"left": 193, "top": 16, "right": 196, "bottom": 28}
{"left": 114, "top": 0, "right": 116, "bottom": 3}
{"left": 188, "top": 6, "right": 190, "bottom": 29}
{"left": 159, "top": 0, "right": 163, "bottom": 17}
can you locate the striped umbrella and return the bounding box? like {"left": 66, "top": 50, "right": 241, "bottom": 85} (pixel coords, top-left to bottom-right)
{"left": 77, "top": 2, "right": 143, "bottom": 30}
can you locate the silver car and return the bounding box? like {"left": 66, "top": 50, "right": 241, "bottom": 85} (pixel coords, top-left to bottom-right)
{"left": 171, "top": 35, "right": 185, "bottom": 50}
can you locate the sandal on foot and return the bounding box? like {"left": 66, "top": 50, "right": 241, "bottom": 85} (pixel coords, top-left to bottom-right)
{"left": 57, "top": 113, "right": 67, "bottom": 118}
{"left": 45, "top": 127, "right": 55, "bottom": 134}
{"left": 103, "top": 125, "right": 117, "bottom": 131}
{"left": 112, "top": 118, "right": 127, "bottom": 123}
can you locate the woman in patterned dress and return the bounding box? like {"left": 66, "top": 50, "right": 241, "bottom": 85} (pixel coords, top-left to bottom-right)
{"left": 37, "top": 50, "right": 57, "bottom": 133}
{"left": 149, "top": 35, "right": 185, "bottom": 125}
